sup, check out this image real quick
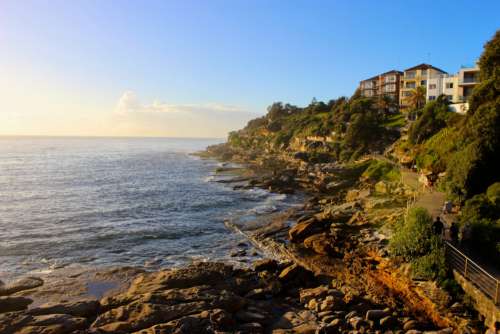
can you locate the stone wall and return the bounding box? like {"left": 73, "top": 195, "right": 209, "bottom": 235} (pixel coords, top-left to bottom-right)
{"left": 453, "top": 270, "right": 500, "bottom": 329}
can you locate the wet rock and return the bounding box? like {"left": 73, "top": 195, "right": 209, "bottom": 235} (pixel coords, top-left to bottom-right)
{"left": 0, "top": 277, "right": 44, "bottom": 296}
{"left": 253, "top": 258, "right": 278, "bottom": 272}
{"left": 0, "top": 296, "right": 33, "bottom": 313}
{"left": 28, "top": 300, "right": 100, "bottom": 317}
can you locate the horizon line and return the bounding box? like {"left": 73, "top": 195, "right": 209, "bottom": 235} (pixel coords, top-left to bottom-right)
{"left": 0, "top": 134, "right": 226, "bottom": 140}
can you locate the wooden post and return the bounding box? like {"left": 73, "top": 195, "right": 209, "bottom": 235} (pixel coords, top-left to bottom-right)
{"left": 464, "top": 258, "right": 468, "bottom": 278}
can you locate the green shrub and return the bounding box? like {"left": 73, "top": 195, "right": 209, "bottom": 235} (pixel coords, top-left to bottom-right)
{"left": 486, "top": 182, "right": 500, "bottom": 207}
{"left": 362, "top": 160, "right": 400, "bottom": 183}
{"left": 390, "top": 207, "right": 447, "bottom": 280}
{"left": 408, "top": 97, "right": 451, "bottom": 144}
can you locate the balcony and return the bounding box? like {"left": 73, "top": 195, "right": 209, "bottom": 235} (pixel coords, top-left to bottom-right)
{"left": 459, "top": 77, "right": 478, "bottom": 85}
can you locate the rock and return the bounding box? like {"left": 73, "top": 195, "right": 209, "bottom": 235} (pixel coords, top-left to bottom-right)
{"left": 317, "top": 311, "right": 333, "bottom": 318}
{"left": 405, "top": 330, "right": 423, "bottom": 334}
{"left": 321, "top": 315, "right": 336, "bottom": 323}
{"left": 235, "top": 310, "right": 267, "bottom": 324}
{"left": 230, "top": 249, "right": 247, "bottom": 257}
{"left": 366, "top": 309, "right": 389, "bottom": 321}
{"left": 289, "top": 218, "right": 323, "bottom": 242}
{"left": 345, "top": 310, "right": 358, "bottom": 320}
{"left": 0, "top": 277, "right": 44, "bottom": 296}
{"left": 319, "top": 295, "right": 344, "bottom": 312}
{"left": 349, "top": 316, "right": 368, "bottom": 330}
{"left": 403, "top": 320, "right": 419, "bottom": 331}
{"left": 0, "top": 296, "right": 33, "bottom": 313}
{"left": 329, "top": 318, "right": 344, "bottom": 329}
{"left": 379, "top": 315, "right": 398, "bottom": 329}
{"left": 28, "top": 300, "right": 100, "bottom": 317}
{"left": 307, "top": 298, "right": 319, "bottom": 312}
{"left": 303, "top": 233, "right": 335, "bottom": 255}
{"left": 290, "top": 323, "right": 317, "bottom": 334}
{"left": 131, "top": 313, "right": 211, "bottom": 334}
{"left": 237, "top": 322, "right": 263, "bottom": 333}
{"left": 278, "top": 264, "right": 303, "bottom": 282}
{"left": 208, "top": 308, "right": 234, "bottom": 330}
{"left": 299, "top": 286, "right": 329, "bottom": 304}
{"left": 17, "top": 314, "right": 87, "bottom": 334}
{"left": 375, "top": 181, "right": 391, "bottom": 194}
{"left": 253, "top": 259, "right": 278, "bottom": 272}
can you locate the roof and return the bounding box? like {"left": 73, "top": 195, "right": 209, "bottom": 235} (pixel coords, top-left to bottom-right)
{"left": 404, "top": 63, "right": 447, "bottom": 74}
{"left": 360, "top": 70, "right": 403, "bottom": 83}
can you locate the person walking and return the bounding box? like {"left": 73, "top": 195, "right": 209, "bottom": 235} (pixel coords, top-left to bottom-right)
{"left": 432, "top": 216, "right": 444, "bottom": 238}
{"left": 449, "top": 222, "right": 459, "bottom": 244}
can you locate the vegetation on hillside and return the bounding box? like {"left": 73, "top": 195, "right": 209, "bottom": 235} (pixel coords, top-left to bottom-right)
{"left": 389, "top": 207, "right": 447, "bottom": 281}
{"left": 226, "top": 95, "right": 401, "bottom": 163}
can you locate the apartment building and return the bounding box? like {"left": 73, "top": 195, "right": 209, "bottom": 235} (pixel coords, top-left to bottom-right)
{"left": 359, "top": 70, "right": 403, "bottom": 105}
{"left": 425, "top": 65, "right": 480, "bottom": 113}
{"left": 400, "top": 64, "right": 447, "bottom": 108}
{"left": 426, "top": 74, "right": 458, "bottom": 102}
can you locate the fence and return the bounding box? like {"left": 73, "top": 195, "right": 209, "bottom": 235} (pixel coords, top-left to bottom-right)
{"left": 445, "top": 241, "right": 500, "bottom": 305}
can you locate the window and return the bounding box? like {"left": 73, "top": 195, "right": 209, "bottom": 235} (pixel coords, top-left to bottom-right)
{"left": 446, "top": 95, "right": 453, "bottom": 101}
{"left": 429, "top": 96, "right": 436, "bottom": 100}
{"left": 406, "top": 82, "right": 416, "bottom": 89}
{"left": 421, "top": 69, "right": 427, "bottom": 76}
{"left": 429, "top": 84, "right": 437, "bottom": 89}
{"left": 403, "top": 91, "right": 412, "bottom": 97}
{"left": 406, "top": 71, "right": 416, "bottom": 79}
{"left": 384, "top": 84, "right": 396, "bottom": 92}
{"left": 446, "top": 82, "right": 454, "bottom": 89}
{"left": 385, "top": 75, "right": 396, "bottom": 83}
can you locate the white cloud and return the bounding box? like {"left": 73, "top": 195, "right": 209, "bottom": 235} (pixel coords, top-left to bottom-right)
{"left": 115, "top": 91, "right": 245, "bottom": 115}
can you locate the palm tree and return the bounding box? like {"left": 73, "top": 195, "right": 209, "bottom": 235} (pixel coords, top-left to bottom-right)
{"left": 376, "top": 95, "right": 397, "bottom": 115}
{"left": 408, "top": 86, "right": 426, "bottom": 110}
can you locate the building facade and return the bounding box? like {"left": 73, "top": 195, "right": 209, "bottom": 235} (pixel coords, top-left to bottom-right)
{"left": 359, "top": 70, "right": 403, "bottom": 105}
{"left": 399, "top": 64, "right": 447, "bottom": 108}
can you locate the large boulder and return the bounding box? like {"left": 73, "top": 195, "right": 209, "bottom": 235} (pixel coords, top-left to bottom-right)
{"left": 0, "top": 277, "right": 44, "bottom": 296}
{"left": 303, "top": 233, "right": 335, "bottom": 255}
{"left": 0, "top": 296, "right": 33, "bottom": 313}
{"left": 289, "top": 218, "right": 324, "bottom": 242}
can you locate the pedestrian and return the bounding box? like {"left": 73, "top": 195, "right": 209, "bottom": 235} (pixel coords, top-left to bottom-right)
{"left": 459, "top": 222, "right": 472, "bottom": 249}
{"left": 449, "top": 222, "right": 459, "bottom": 244}
{"left": 432, "top": 216, "right": 444, "bottom": 237}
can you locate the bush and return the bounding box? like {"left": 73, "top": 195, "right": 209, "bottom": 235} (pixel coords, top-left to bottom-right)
{"left": 408, "top": 97, "right": 451, "bottom": 144}
{"left": 390, "top": 207, "right": 447, "bottom": 281}
{"left": 486, "top": 182, "right": 500, "bottom": 207}
{"left": 362, "top": 160, "right": 400, "bottom": 183}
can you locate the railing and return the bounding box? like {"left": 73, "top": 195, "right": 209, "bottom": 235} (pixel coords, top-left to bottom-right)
{"left": 459, "top": 78, "right": 478, "bottom": 84}
{"left": 445, "top": 241, "right": 500, "bottom": 305}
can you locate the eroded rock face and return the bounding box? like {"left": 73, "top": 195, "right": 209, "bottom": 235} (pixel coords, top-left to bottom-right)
{"left": 0, "top": 277, "right": 44, "bottom": 296}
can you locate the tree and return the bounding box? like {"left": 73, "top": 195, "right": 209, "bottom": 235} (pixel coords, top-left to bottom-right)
{"left": 408, "top": 96, "right": 451, "bottom": 144}
{"left": 376, "top": 94, "right": 397, "bottom": 115}
{"left": 447, "top": 30, "right": 500, "bottom": 198}
{"left": 408, "top": 86, "right": 427, "bottom": 110}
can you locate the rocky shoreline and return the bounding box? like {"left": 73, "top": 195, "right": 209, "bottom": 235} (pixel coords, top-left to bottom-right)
{"left": 0, "top": 152, "right": 485, "bottom": 333}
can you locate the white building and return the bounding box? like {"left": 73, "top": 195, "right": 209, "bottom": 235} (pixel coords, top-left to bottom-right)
{"left": 425, "top": 65, "right": 480, "bottom": 114}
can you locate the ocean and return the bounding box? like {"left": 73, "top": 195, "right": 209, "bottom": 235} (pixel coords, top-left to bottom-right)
{"left": 0, "top": 137, "right": 299, "bottom": 280}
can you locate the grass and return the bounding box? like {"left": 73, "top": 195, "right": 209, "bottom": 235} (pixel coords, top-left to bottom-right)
{"left": 383, "top": 113, "right": 406, "bottom": 128}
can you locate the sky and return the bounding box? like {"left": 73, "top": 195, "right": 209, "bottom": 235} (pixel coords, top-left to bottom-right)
{"left": 0, "top": 1, "right": 499, "bottom": 138}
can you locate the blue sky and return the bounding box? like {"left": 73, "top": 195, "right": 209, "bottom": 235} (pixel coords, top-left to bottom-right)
{"left": 0, "top": 0, "right": 499, "bottom": 137}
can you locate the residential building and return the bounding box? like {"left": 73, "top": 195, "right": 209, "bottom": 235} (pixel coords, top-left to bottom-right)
{"left": 425, "top": 65, "right": 480, "bottom": 114}
{"left": 426, "top": 74, "right": 458, "bottom": 102}
{"left": 457, "top": 65, "right": 480, "bottom": 102}
{"left": 400, "top": 64, "right": 447, "bottom": 108}
{"left": 359, "top": 70, "right": 403, "bottom": 105}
